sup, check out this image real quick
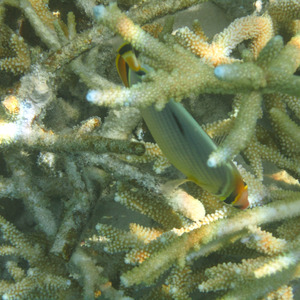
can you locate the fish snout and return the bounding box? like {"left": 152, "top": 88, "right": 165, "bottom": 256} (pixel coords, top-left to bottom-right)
{"left": 233, "top": 187, "right": 249, "bottom": 210}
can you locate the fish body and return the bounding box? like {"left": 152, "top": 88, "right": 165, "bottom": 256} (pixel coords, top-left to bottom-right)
{"left": 116, "top": 44, "right": 249, "bottom": 209}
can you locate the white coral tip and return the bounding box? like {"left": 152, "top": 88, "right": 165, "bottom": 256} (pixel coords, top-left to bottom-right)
{"left": 93, "top": 5, "right": 106, "bottom": 21}
{"left": 86, "top": 90, "right": 100, "bottom": 103}
{"left": 214, "top": 65, "right": 228, "bottom": 80}
{"left": 207, "top": 156, "right": 217, "bottom": 168}
{"left": 120, "top": 275, "right": 129, "bottom": 287}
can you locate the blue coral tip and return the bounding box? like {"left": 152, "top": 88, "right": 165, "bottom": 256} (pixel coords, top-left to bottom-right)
{"left": 93, "top": 5, "right": 106, "bottom": 20}
{"left": 86, "top": 90, "right": 98, "bottom": 103}
{"left": 214, "top": 65, "right": 227, "bottom": 79}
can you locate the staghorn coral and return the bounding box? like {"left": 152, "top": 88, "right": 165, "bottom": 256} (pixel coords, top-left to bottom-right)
{"left": 0, "top": 0, "right": 300, "bottom": 299}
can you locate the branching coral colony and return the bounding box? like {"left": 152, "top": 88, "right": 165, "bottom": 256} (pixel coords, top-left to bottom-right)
{"left": 0, "top": 0, "right": 300, "bottom": 299}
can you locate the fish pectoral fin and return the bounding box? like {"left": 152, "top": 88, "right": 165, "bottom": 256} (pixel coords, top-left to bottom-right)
{"left": 188, "top": 176, "right": 206, "bottom": 188}
{"left": 160, "top": 178, "right": 189, "bottom": 194}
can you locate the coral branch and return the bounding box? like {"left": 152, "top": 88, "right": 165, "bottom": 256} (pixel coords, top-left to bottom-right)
{"left": 1, "top": 1, "right": 300, "bottom": 298}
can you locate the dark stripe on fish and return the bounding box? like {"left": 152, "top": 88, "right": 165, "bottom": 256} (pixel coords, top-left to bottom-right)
{"left": 224, "top": 189, "right": 237, "bottom": 204}
{"left": 118, "top": 43, "right": 133, "bottom": 55}
{"left": 172, "top": 112, "right": 184, "bottom": 135}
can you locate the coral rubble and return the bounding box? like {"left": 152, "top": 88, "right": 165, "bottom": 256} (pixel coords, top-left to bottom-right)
{"left": 0, "top": 0, "right": 300, "bottom": 299}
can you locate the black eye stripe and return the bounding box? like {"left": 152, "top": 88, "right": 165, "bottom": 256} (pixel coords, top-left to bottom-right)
{"left": 119, "top": 44, "right": 133, "bottom": 55}
{"left": 224, "top": 181, "right": 247, "bottom": 204}
{"left": 224, "top": 189, "right": 237, "bottom": 204}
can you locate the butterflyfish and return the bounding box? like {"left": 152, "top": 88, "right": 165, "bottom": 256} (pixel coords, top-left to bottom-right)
{"left": 116, "top": 43, "right": 249, "bottom": 209}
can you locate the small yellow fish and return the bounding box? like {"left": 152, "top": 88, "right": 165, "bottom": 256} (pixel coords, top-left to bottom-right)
{"left": 116, "top": 44, "right": 249, "bottom": 209}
